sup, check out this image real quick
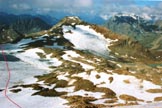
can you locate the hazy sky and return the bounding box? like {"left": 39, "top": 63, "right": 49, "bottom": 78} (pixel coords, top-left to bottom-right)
{"left": 0, "top": 0, "right": 162, "bottom": 16}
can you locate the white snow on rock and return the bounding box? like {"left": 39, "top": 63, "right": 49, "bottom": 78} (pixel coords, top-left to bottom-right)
{"left": 21, "top": 48, "right": 44, "bottom": 59}
{"left": 0, "top": 88, "right": 68, "bottom": 108}
{"left": 64, "top": 50, "right": 81, "bottom": 58}
{"left": 62, "top": 50, "right": 81, "bottom": 61}
{"left": 118, "top": 102, "right": 162, "bottom": 108}
{"left": 55, "top": 86, "right": 104, "bottom": 99}
{"left": 46, "top": 53, "right": 62, "bottom": 67}
{"left": 0, "top": 61, "right": 46, "bottom": 88}
{"left": 57, "top": 72, "right": 69, "bottom": 81}
{"left": 14, "top": 48, "right": 49, "bottom": 70}
{"left": 62, "top": 50, "right": 94, "bottom": 70}
{"left": 141, "top": 13, "right": 152, "bottom": 20}
{"left": 55, "top": 86, "right": 75, "bottom": 93}
{"left": 72, "top": 71, "right": 107, "bottom": 85}
{"left": 72, "top": 71, "right": 162, "bottom": 102}
{"left": 68, "top": 16, "right": 79, "bottom": 20}
{"left": 80, "top": 63, "right": 95, "bottom": 70}
{"left": 3, "top": 35, "right": 48, "bottom": 52}
{"left": 14, "top": 48, "right": 62, "bottom": 70}
{"left": 115, "top": 13, "right": 137, "bottom": 20}
{"left": 62, "top": 25, "right": 115, "bottom": 56}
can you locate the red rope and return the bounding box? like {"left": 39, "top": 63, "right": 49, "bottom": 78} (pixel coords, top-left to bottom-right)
{"left": 0, "top": 45, "right": 22, "bottom": 108}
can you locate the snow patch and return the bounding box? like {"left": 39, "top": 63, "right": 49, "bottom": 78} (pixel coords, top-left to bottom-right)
{"left": 64, "top": 50, "right": 81, "bottom": 58}
{"left": 57, "top": 73, "right": 69, "bottom": 81}
{"left": 62, "top": 51, "right": 94, "bottom": 70}
{"left": 55, "top": 86, "right": 75, "bottom": 93}
{"left": 115, "top": 13, "right": 137, "bottom": 20}
{"left": 62, "top": 25, "right": 114, "bottom": 56}
{"left": 0, "top": 88, "right": 68, "bottom": 108}
{"left": 98, "top": 74, "right": 162, "bottom": 101}
{"left": 72, "top": 71, "right": 162, "bottom": 102}
{"left": 0, "top": 61, "right": 46, "bottom": 88}
{"left": 14, "top": 48, "right": 62, "bottom": 70}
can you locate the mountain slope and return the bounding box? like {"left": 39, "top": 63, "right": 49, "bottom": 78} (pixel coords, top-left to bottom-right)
{"left": 0, "top": 13, "right": 51, "bottom": 44}
{"left": 0, "top": 26, "right": 23, "bottom": 43}
{"left": 28, "top": 16, "right": 157, "bottom": 61}
{"left": 9, "top": 16, "right": 51, "bottom": 34}
{"left": 1, "top": 16, "right": 162, "bottom": 108}
{"left": 104, "top": 13, "right": 161, "bottom": 49}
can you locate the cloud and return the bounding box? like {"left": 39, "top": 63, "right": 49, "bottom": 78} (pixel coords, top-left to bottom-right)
{"left": 158, "top": 2, "right": 162, "bottom": 9}
{"left": 0, "top": 0, "right": 162, "bottom": 18}
{"left": 30, "top": 0, "right": 94, "bottom": 14}
{"left": 11, "top": 3, "right": 31, "bottom": 10}
{"left": 99, "top": 0, "right": 162, "bottom": 17}
{"left": 33, "top": 0, "right": 64, "bottom": 8}
{"left": 74, "top": 0, "right": 93, "bottom": 7}
{"left": 103, "top": 0, "right": 134, "bottom": 5}
{"left": 31, "top": 0, "right": 93, "bottom": 9}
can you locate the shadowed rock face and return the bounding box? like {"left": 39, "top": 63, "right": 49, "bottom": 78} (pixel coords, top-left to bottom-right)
{"left": 0, "top": 13, "right": 51, "bottom": 44}
{"left": 9, "top": 17, "right": 51, "bottom": 34}
{"left": 155, "top": 20, "right": 162, "bottom": 28}
{"left": 0, "top": 26, "right": 24, "bottom": 44}
{"left": 0, "top": 53, "right": 20, "bottom": 62}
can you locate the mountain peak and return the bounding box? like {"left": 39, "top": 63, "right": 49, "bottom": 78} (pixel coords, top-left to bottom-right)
{"left": 58, "top": 16, "right": 82, "bottom": 25}
{"left": 114, "top": 13, "right": 138, "bottom": 20}
{"left": 48, "top": 16, "right": 85, "bottom": 33}
{"left": 64, "top": 16, "right": 80, "bottom": 20}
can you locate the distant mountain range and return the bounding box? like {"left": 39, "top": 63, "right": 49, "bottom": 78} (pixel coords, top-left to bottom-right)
{"left": 0, "top": 12, "right": 52, "bottom": 43}
{"left": 104, "top": 13, "right": 162, "bottom": 50}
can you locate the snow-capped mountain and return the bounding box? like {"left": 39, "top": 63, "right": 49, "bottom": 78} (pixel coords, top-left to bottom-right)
{"left": 101, "top": 12, "right": 161, "bottom": 22}
{"left": 1, "top": 16, "right": 162, "bottom": 108}
{"left": 104, "top": 13, "right": 162, "bottom": 49}
{"left": 106, "top": 13, "right": 160, "bottom": 31}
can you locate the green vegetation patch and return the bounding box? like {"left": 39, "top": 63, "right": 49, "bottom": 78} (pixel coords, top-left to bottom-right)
{"left": 56, "top": 61, "right": 85, "bottom": 75}
{"left": 55, "top": 80, "right": 68, "bottom": 88}
{"left": 35, "top": 73, "right": 58, "bottom": 84}
{"left": 73, "top": 77, "right": 116, "bottom": 98}
{"left": 73, "top": 77, "right": 96, "bottom": 91}
{"left": 40, "top": 47, "right": 65, "bottom": 60}
{"left": 154, "top": 97, "right": 162, "bottom": 101}
{"left": 104, "top": 99, "right": 118, "bottom": 103}
{"left": 62, "top": 95, "right": 105, "bottom": 108}
{"left": 95, "top": 87, "right": 116, "bottom": 98}
{"left": 20, "top": 84, "right": 43, "bottom": 90}
{"left": 146, "top": 89, "right": 162, "bottom": 93}
{"left": 36, "top": 52, "right": 46, "bottom": 58}
{"left": 10, "top": 89, "right": 22, "bottom": 93}
{"left": 32, "top": 88, "right": 67, "bottom": 97}
{"left": 119, "top": 94, "right": 143, "bottom": 102}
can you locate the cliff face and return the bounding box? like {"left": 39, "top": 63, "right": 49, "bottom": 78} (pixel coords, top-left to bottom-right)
{"left": 0, "top": 13, "right": 51, "bottom": 44}
{"left": 0, "top": 26, "right": 23, "bottom": 43}
{"left": 9, "top": 17, "right": 51, "bottom": 34}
